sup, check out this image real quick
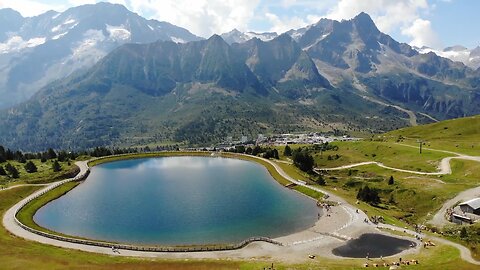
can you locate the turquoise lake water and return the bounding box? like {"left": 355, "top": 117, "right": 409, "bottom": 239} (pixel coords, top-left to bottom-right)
{"left": 34, "top": 156, "right": 319, "bottom": 245}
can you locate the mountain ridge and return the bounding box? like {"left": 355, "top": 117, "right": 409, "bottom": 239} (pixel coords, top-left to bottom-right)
{"left": 0, "top": 8, "right": 479, "bottom": 151}
{"left": 0, "top": 2, "right": 202, "bottom": 109}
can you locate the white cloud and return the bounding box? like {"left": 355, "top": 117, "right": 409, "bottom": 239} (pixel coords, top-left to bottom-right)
{"left": 326, "top": 0, "right": 428, "bottom": 32}
{"left": 264, "top": 12, "right": 319, "bottom": 33}
{"left": 127, "top": 0, "right": 261, "bottom": 37}
{"left": 323, "top": 0, "right": 442, "bottom": 48}
{"left": 0, "top": 0, "right": 444, "bottom": 48}
{"left": 0, "top": 0, "right": 65, "bottom": 17}
{"left": 0, "top": 35, "right": 46, "bottom": 53}
{"left": 402, "top": 18, "right": 441, "bottom": 48}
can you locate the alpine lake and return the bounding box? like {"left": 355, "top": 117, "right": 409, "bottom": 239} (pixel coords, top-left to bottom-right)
{"left": 34, "top": 156, "right": 319, "bottom": 246}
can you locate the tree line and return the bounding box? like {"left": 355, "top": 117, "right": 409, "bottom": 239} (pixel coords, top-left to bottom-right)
{"left": 228, "top": 145, "right": 280, "bottom": 159}
{"left": 0, "top": 145, "right": 142, "bottom": 180}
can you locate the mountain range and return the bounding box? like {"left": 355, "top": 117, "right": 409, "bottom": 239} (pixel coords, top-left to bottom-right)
{"left": 0, "top": 2, "right": 201, "bottom": 109}
{"left": 415, "top": 45, "right": 480, "bottom": 70}
{"left": 0, "top": 3, "right": 479, "bottom": 151}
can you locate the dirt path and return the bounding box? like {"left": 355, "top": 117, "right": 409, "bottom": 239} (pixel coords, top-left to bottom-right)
{"left": 0, "top": 183, "right": 49, "bottom": 192}
{"left": 317, "top": 143, "right": 480, "bottom": 230}
{"left": 317, "top": 143, "right": 480, "bottom": 176}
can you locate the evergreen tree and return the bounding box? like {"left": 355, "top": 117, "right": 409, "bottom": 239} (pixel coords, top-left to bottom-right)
{"left": 235, "top": 145, "right": 245, "bottom": 153}
{"left": 316, "top": 174, "right": 326, "bottom": 185}
{"left": 47, "top": 148, "right": 57, "bottom": 159}
{"left": 24, "top": 161, "right": 38, "bottom": 173}
{"left": 388, "top": 176, "right": 394, "bottom": 185}
{"left": 273, "top": 149, "right": 279, "bottom": 159}
{"left": 356, "top": 185, "right": 380, "bottom": 205}
{"left": 292, "top": 151, "right": 314, "bottom": 172}
{"left": 252, "top": 146, "right": 262, "bottom": 156}
{"left": 5, "top": 149, "right": 14, "bottom": 160}
{"left": 5, "top": 163, "right": 19, "bottom": 178}
{"left": 52, "top": 160, "right": 62, "bottom": 172}
{"left": 57, "top": 151, "right": 69, "bottom": 162}
{"left": 283, "top": 145, "right": 292, "bottom": 156}
{"left": 0, "top": 146, "right": 6, "bottom": 163}
{"left": 0, "top": 166, "right": 6, "bottom": 175}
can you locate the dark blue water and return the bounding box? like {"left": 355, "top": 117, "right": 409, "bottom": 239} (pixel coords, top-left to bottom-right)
{"left": 34, "top": 157, "right": 319, "bottom": 245}
{"left": 332, "top": 233, "right": 416, "bottom": 258}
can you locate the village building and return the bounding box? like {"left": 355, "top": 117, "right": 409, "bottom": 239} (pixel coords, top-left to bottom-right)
{"left": 459, "top": 198, "right": 480, "bottom": 215}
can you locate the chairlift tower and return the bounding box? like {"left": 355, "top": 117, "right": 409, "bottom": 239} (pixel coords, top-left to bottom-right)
{"left": 417, "top": 139, "right": 423, "bottom": 154}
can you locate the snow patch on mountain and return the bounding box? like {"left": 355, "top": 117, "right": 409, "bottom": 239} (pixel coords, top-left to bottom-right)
{"left": 52, "top": 19, "right": 78, "bottom": 33}
{"left": 244, "top": 31, "right": 277, "bottom": 41}
{"left": 171, "top": 36, "right": 186, "bottom": 43}
{"left": 106, "top": 24, "right": 131, "bottom": 41}
{"left": 416, "top": 45, "right": 480, "bottom": 69}
{"left": 0, "top": 36, "right": 46, "bottom": 54}
{"left": 52, "top": 32, "right": 68, "bottom": 40}
{"left": 73, "top": 30, "right": 105, "bottom": 58}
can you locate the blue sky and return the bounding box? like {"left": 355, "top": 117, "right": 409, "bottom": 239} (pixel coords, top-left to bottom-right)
{"left": 0, "top": 0, "right": 478, "bottom": 49}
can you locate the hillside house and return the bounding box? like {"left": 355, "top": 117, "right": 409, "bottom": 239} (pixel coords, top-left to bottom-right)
{"left": 459, "top": 198, "right": 480, "bottom": 215}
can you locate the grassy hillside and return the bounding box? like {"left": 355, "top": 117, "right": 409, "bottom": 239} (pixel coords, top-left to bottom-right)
{"left": 0, "top": 159, "right": 78, "bottom": 187}
{"left": 385, "top": 114, "right": 480, "bottom": 155}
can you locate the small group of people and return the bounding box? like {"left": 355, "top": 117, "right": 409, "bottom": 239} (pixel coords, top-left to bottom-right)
{"left": 318, "top": 202, "right": 333, "bottom": 217}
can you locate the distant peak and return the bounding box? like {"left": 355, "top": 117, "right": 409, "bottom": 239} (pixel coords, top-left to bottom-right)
{"left": 274, "top": 33, "right": 294, "bottom": 42}
{"left": 352, "top": 12, "right": 375, "bottom": 25}
{"left": 207, "top": 34, "right": 227, "bottom": 44}
{"left": 208, "top": 34, "right": 223, "bottom": 40}
{"left": 444, "top": 45, "right": 468, "bottom": 52}
{"left": 0, "top": 8, "right": 23, "bottom": 19}
{"left": 351, "top": 11, "right": 380, "bottom": 34}
{"left": 228, "top": 28, "right": 242, "bottom": 34}
{"left": 354, "top": 12, "right": 372, "bottom": 20}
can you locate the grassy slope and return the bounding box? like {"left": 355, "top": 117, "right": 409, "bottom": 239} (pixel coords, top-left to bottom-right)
{"left": 385, "top": 114, "right": 480, "bottom": 155}
{"left": 312, "top": 141, "right": 451, "bottom": 172}
{"left": 0, "top": 159, "right": 77, "bottom": 186}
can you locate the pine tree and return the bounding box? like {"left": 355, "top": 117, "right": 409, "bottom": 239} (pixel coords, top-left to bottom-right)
{"left": 47, "top": 148, "right": 57, "bottom": 159}
{"left": 292, "top": 151, "right": 314, "bottom": 172}
{"left": 273, "top": 149, "right": 279, "bottom": 159}
{"left": 0, "top": 145, "right": 6, "bottom": 163}
{"left": 0, "top": 166, "right": 6, "bottom": 176}
{"left": 283, "top": 145, "right": 292, "bottom": 156}
{"left": 388, "top": 176, "right": 394, "bottom": 185}
{"left": 357, "top": 185, "right": 380, "bottom": 205}
{"left": 52, "top": 160, "right": 62, "bottom": 172}
{"left": 5, "top": 163, "right": 19, "bottom": 178}
{"left": 316, "top": 174, "right": 326, "bottom": 185}
{"left": 24, "top": 161, "right": 38, "bottom": 173}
